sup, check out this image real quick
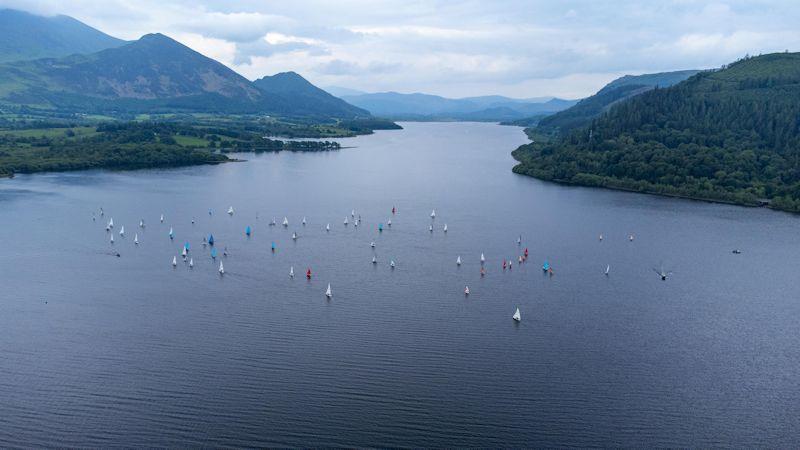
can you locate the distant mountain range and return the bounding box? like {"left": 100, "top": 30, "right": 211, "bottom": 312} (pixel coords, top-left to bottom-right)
{"left": 330, "top": 90, "right": 577, "bottom": 121}
{"left": 534, "top": 70, "right": 700, "bottom": 131}
{"left": 0, "top": 9, "right": 126, "bottom": 63}
{"left": 0, "top": 10, "right": 367, "bottom": 120}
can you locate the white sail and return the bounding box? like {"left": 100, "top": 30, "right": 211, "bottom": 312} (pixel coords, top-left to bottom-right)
{"left": 283, "top": 217, "right": 289, "bottom": 226}
{"left": 370, "top": 241, "right": 375, "bottom": 248}
{"left": 517, "top": 235, "right": 521, "bottom": 244}
{"left": 513, "top": 308, "right": 521, "bottom": 322}
{"left": 290, "top": 266, "right": 294, "bottom": 277}
{"left": 109, "top": 217, "right": 114, "bottom": 228}
{"left": 387, "top": 219, "right": 391, "bottom": 226}
{"left": 372, "top": 256, "right": 377, "bottom": 264}
{"left": 134, "top": 234, "right": 139, "bottom": 244}
{"left": 351, "top": 209, "right": 355, "bottom": 217}
{"left": 605, "top": 265, "right": 610, "bottom": 275}
{"left": 228, "top": 206, "right": 234, "bottom": 215}
{"left": 140, "top": 220, "right": 144, "bottom": 228}
{"left": 182, "top": 247, "right": 187, "bottom": 257}
{"left": 429, "top": 225, "right": 433, "bottom": 232}
{"left": 456, "top": 256, "right": 461, "bottom": 265}
{"left": 480, "top": 253, "right": 485, "bottom": 263}
{"left": 189, "top": 258, "right": 194, "bottom": 268}
{"left": 302, "top": 217, "right": 307, "bottom": 225}
{"left": 326, "top": 223, "right": 330, "bottom": 231}
{"left": 110, "top": 234, "right": 114, "bottom": 243}
{"left": 119, "top": 226, "right": 125, "bottom": 236}
{"left": 172, "top": 256, "right": 177, "bottom": 266}
{"left": 160, "top": 214, "right": 164, "bottom": 223}
{"left": 430, "top": 209, "right": 436, "bottom": 218}
{"left": 326, "top": 283, "right": 332, "bottom": 298}
{"left": 344, "top": 217, "right": 348, "bottom": 225}
{"left": 464, "top": 286, "right": 470, "bottom": 295}
{"left": 390, "top": 260, "right": 395, "bottom": 268}
{"left": 169, "top": 227, "right": 173, "bottom": 235}
{"left": 443, "top": 224, "right": 448, "bottom": 232}
{"left": 219, "top": 261, "right": 224, "bottom": 274}
{"left": 292, "top": 232, "right": 297, "bottom": 240}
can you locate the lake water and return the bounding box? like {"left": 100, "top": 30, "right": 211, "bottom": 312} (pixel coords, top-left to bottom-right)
{"left": 1, "top": 122, "right": 799, "bottom": 447}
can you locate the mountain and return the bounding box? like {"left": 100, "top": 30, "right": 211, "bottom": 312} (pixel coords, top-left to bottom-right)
{"left": 0, "top": 33, "right": 367, "bottom": 119}
{"left": 253, "top": 72, "right": 369, "bottom": 118}
{"left": 0, "top": 9, "right": 125, "bottom": 63}
{"left": 536, "top": 69, "right": 700, "bottom": 132}
{"left": 512, "top": 52, "right": 800, "bottom": 212}
{"left": 324, "top": 86, "right": 367, "bottom": 97}
{"left": 338, "top": 91, "right": 576, "bottom": 121}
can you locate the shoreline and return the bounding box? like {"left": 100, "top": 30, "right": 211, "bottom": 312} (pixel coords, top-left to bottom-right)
{"left": 509, "top": 151, "right": 792, "bottom": 214}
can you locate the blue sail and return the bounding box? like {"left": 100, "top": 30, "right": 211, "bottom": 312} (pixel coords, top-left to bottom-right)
{"left": 245, "top": 226, "right": 251, "bottom": 236}
{"left": 208, "top": 234, "right": 215, "bottom": 246}
{"left": 211, "top": 248, "right": 217, "bottom": 258}
{"left": 184, "top": 242, "right": 190, "bottom": 251}
{"left": 542, "top": 261, "right": 550, "bottom": 271}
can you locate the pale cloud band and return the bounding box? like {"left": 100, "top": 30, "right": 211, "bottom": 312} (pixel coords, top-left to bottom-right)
{"left": 1, "top": 0, "right": 798, "bottom": 98}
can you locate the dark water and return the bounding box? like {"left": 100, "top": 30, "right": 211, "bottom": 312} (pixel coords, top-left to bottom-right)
{"left": 1, "top": 122, "right": 799, "bottom": 447}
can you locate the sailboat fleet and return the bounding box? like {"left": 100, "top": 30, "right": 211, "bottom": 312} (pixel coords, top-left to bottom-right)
{"left": 93, "top": 204, "right": 642, "bottom": 324}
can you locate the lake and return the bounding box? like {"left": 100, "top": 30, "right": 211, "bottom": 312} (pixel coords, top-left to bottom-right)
{"left": 1, "top": 122, "right": 799, "bottom": 447}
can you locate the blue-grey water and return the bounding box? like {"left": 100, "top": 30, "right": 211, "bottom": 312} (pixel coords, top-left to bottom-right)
{"left": 1, "top": 122, "right": 799, "bottom": 447}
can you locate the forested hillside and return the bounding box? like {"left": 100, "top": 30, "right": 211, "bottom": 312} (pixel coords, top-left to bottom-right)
{"left": 513, "top": 53, "right": 800, "bottom": 212}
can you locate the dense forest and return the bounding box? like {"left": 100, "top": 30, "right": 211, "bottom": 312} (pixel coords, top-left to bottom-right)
{"left": 0, "top": 118, "right": 351, "bottom": 177}
{"left": 513, "top": 52, "right": 800, "bottom": 212}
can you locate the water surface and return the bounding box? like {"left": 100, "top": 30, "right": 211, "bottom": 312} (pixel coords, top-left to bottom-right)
{"left": 1, "top": 122, "right": 799, "bottom": 447}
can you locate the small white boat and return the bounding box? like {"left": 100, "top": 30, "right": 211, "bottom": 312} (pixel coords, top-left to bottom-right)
{"left": 464, "top": 286, "right": 470, "bottom": 295}
{"left": 599, "top": 234, "right": 603, "bottom": 241}
{"left": 629, "top": 234, "right": 635, "bottom": 241}
{"left": 344, "top": 217, "right": 348, "bottom": 225}
{"left": 429, "top": 225, "right": 433, "bottom": 232}
{"left": 430, "top": 209, "right": 436, "bottom": 218}
{"left": 283, "top": 217, "right": 289, "bottom": 227}
{"left": 270, "top": 218, "right": 276, "bottom": 226}
{"left": 456, "top": 256, "right": 462, "bottom": 266}
{"left": 390, "top": 260, "right": 396, "bottom": 268}
{"left": 354, "top": 220, "right": 358, "bottom": 227}
{"left": 110, "top": 234, "right": 114, "bottom": 244}
{"left": 387, "top": 220, "right": 392, "bottom": 226}
{"left": 182, "top": 247, "right": 187, "bottom": 257}
{"left": 109, "top": 218, "right": 114, "bottom": 228}
{"left": 325, "top": 284, "right": 332, "bottom": 298}
{"left": 326, "top": 223, "right": 330, "bottom": 231}
{"left": 289, "top": 266, "right": 294, "bottom": 278}
{"left": 517, "top": 235, "right": 521, "bottom": 244}
{"left": 106, "top": 224, "right": 110, "bottom": 231}
{"left": 443, "top": 224, "right": 448, "bottom": 232}
{"left": 372, "top": 256, "right": 377, "bottom": 264}
{"left": 189, "top": 258, "right": 194, "bottom": 268}
{"left": 228, "top": 206, "right": 234, "bottom": 215}
{"left": 292, "top": 232, "right": 297, "bottom": 240}
{"left": 480, "top": 253, "right": 485, "bottom": 263}
{"left": 302, "top": 217, "right": 307, "bottom": 225}
{"left": 605, "top": 265, "right": 610, "bottom": 275}
{"left": 169, "top": 227, "right": 174, "bottom": 239}
{"left": 512, "top": 308, "right": 521, "bottom": 322}
{"left": 172, "top": 256, "right": 177, "bottom": 267}
{"left": 134, "top": 234, "right": 139, "bottom": 245}
{"left": 370, "top": 241, "right": 376, "bottom": 248}
{"left": 119, "top": 226, "right": 125, "bottom": 236}
{"left": 160, "top": 214, "right": 164, "bottom": 223}
{"left": 219, "top": 261, "right": 225, "bottom": 274}
{"left": 139, "top": 220, "right": 145, "bottom": 228}
{"left": 351, "top": 209, "right": 355, "bottom": 217}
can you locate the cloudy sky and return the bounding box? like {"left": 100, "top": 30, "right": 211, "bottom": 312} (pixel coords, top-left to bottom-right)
{"left": 3, "top": 0, "right": 799, "bottom": 98}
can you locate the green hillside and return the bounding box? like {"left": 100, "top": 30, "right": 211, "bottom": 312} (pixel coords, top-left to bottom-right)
{"left": 0, "top": 9, "right": 125, "bottom": 63}
{"left": 537, "top": 70, "right": 699, "bottom": 132}
{"left": 513, "top": 53, "right": 800, "bottom": 212}
{"left": 253, "top": 71, "right": 369, "bottom": 118}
